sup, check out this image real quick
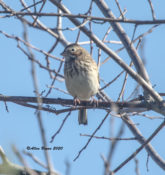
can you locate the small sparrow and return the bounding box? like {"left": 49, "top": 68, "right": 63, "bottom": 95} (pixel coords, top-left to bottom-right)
{"left": 61, "top": 43, "right": 99, "bottom": 125}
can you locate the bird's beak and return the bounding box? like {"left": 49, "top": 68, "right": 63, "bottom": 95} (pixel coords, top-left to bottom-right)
{"left": 61, "top": 51, "right": 66, "bottom": 56}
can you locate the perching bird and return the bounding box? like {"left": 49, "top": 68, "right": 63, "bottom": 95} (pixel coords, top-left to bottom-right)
{"left": 61, "top": 43, "right": 99, "bottom": 125}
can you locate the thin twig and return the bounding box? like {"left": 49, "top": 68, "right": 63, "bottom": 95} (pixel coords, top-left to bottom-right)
{"left": 80, "top": 134, "right": 137, "bottom": 141}
{"left": 23, "top": 150, "right": 47, "bottom": 169}
{"left": 50, "top": 111, "right": 71, "bottom": 143}
{"left": 12, "top": 145, "right": 38, "bottom": 175}
{"left": 100, "top": 70, "right": 124, "bottom": 91}
{"left": 134, "top": 158, "right": 141, "bottom": 175}
{"left": 0, "top": 30, "right": 63, "bottom": 61}
{"left": 20, "top": 0, "right": 42, "bottom": 12}
{"left": 45, "top": 61, "right": 63, "bottom": 97}
{"left": 23, "top": 22, "right": 53, "bottom": 174}
{"left": 73, "top": 111, "right": 110, "bottom": 161}
{"left": 32, "top": 0, "right": 46, "bottom": 25}
{"left": 147, "top": 0, "right": 156, "bottom": 20}
{"left": 113, "top": 115, "right": 165, "bottom": 173}
{"left": 114, "top": 0, "right": 124, "bottom": 19}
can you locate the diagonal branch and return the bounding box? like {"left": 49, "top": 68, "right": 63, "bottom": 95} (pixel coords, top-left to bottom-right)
{"left": 116, "top": 115, "right": 165, "bottom": 172}
{"left": 93, "top": 0, "right": 151, "bottom": 96}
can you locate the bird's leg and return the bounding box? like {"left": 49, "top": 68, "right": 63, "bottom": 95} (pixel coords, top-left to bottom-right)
{"left": 90, "top": 96, "right": 99, "bottom": 107}
{"left": 73, "top": 97, "right": 81, "bottom": 106}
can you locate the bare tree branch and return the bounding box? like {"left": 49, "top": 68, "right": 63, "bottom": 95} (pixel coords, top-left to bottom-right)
{"left": 49, "top": 0, "right": 163, "bottom": 104}
{"left": 1, "top": 11, "right": 165, "bottom": 24}
{"left": 119, "top": 115, "right": 165, "bottom": 172}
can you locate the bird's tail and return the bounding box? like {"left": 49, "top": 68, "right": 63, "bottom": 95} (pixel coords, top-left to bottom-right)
{"left": 78, "top": 109, "right": 87, "bottom": 125}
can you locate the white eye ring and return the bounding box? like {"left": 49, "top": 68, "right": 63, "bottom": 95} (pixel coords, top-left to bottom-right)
{"left": 71, "top": 48, "right": 75, "bottom": 52}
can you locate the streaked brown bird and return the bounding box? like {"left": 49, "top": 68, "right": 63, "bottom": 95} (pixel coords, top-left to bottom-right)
{"left": 61, "top": 43, "right": 99, "bottom": 125}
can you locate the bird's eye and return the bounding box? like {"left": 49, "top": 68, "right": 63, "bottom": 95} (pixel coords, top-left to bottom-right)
{"left": 71, "top": 48, "right": 75, "bottom": 52}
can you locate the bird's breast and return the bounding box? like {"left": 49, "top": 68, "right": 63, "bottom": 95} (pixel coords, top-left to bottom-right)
{"left": 64, "top": 61, "right": 99, "bottom": 100}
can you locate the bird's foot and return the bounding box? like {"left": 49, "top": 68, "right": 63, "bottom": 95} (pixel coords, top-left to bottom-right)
{"left": 73, "top": 97, "right": 81, "bottom": 106}
{"left": 90, "top": 96, "right": 99, "bottom": 107}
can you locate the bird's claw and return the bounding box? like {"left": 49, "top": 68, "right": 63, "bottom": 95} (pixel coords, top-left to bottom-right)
{"left": 90, "top": 96, "right": 99, "bottom": 107}
{"left": 73, "top": 97, "right": 81, "bottom": 106}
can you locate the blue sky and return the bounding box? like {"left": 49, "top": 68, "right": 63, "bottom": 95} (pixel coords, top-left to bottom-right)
{"left": 0, "top": 0, "right": 165, "bottom": 175}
